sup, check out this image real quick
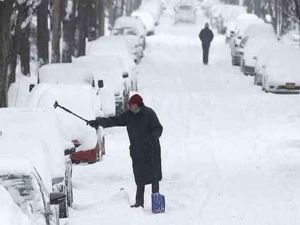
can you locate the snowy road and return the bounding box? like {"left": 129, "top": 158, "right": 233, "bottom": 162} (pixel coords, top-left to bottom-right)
{"left": 68, "top": 6, "right": 300, "bottom": 225}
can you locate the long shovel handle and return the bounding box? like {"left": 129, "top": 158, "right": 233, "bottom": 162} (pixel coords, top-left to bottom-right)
{"left": 53, "top": 101, "right": 88, "bottom": 123}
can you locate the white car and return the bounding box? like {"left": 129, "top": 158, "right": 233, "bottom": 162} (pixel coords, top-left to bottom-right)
{"left": 0, "top": 157, "right": 62, "bottom": 225}
{"left": 0, "top": 185, "right": 32, "bottom": 225}
{"left": 112, "top": 16, "right": 147, "bottom": 49}
{"left": 262, "top": 47, "right": 300, "bottom": 93}
{"left": 132, "top": 10, "right": 155, "bottom": 35}
{"left": 174, "top": 4, "right": 197, "bottom": 24}
{"left": 240, "top": 36, "right": 278, "bottom": 76}
{"left": 38, "top": 63, "right": 113, "bottom": 116}
{"left": 140, "top": 0, "right": 164, "bottom": 25}
{"left": 28, "top": 84, "right": 106, "bottom": 163}
{"left": 87, "top": 37, "right": 138, "bottom": 91}
{"left": 254, "top": 43, "right": 282, "bottom": 85}
{"left": 109, "top": 35, "right": 144, "bottom": 63}
{"left": 0, "top": 108, "right": 73, "bottom": 218}
{"left": 75, "top": 55, "right": 131, "bottom": 115}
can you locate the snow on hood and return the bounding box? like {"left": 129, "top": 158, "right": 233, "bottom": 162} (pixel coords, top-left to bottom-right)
{"left": 0, "top": 185, "right": 31, "bottom": 225}
{"left": 27, "top": 84, "right": 99, "bottom": 151}
{"left": 0, "top": 108, "right": 68, "bottom": 179}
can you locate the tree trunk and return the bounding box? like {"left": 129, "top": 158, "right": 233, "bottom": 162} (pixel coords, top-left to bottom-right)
{"left": 96, "top": 0, "right": 105, "bottom": 38}
{"left": 37, "top": 0, "right": 49, "bottom": 65}
{"left": 19, "top": 3, "right": 30, "bottom": 75}
{"left": 87, "top": 0, "right": 97, "bottom": 41}
{"left": 0, "top": 1, "right": 14, "bottom": 107}
{"left": 51, "top": 0, "right": 62, "bottom": 63}
{"left": 62, "top": 0, "right": 76, "bottom": 62}
{"left": 74, "top": 1, "right": 88, "bottom": 57}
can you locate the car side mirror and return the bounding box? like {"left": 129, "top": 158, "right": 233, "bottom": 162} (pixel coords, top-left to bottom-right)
{"left": 122, "top": 72, "right": 129, "bottom": 78}
{"left": 98, "top": 80, "right": 104, "bottom": 89}
{"left": 29, "top": 84, "right": 35, "bottom": 92}
{"left": 50, "top": 193, "right": 66, "bottom": 205}
{"left": 253, "top": 56, "right": 257, "bottom": 60}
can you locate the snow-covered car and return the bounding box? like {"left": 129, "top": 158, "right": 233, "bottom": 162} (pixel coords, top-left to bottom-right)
{"left": 87, "top": 37, "right": 138, "bottom": 92}
{"left": 28, "top": 83, "right": 106, "bottom": 164}
{"left": 75, "top": 55, "right": 131, "bottom": 115}
{"left": 231, "top": 36, "right": 249, "bottom": 66}
{"left": 112, "top": 16, "right": 147, "bottom": 49}
{"left": 262, "top": 47, "right": 300, "bottom": 93}
{"left": 132, "top": 10, "right": 155, "bottom": 35}
{"left": 240, "top": 36, "right": 278, "bottom": 76}
{"left": 38, "top": 63, "right": 113, "bottom": 116}
{"left": 0, "top": 108, "right": 74, "bottom": 218}
{"left": 109, "top": 34, "right": 144, "bottom": 63}
{"left": 0, "top": 185, "right": 32, "bottom": 225}
{"left": 0, "top": 156, "right": 64, "bottom": 225}
{"left": 140, "top": 0, "right": 164, "bottom": 25}
{"left": 229, "top": 14, "right": 263, "bottom": 65}
{"left": 253, "top": 43, "right": 282, "bottom": 85}
{"left": 174, "top": 4, "right": 197, "bottom": 24}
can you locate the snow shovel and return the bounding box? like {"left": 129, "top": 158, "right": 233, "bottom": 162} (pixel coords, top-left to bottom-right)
{"left": 53, "top": 101, "right": 90, "bottom": 124}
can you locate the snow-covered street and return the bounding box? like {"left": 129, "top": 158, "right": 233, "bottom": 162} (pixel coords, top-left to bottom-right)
{"left": 67, "top": 6, "right": 300, "bottom": 225}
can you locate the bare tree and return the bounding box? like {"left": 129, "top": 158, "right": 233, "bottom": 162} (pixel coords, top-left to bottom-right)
{"left": 51, "top": 0, "right": 63, "bottom": 63}
{"left": 37, "top": 0, "right": 49, "bottom": 65}
{"left": 0, "top": 0, "right": 14, "bottom": 107}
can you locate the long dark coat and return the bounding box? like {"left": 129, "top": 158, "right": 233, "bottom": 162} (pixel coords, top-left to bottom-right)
{"left": 199, "top": 27, "right": 214, "bottom": 45}
{"left": 96, "top": 105, "right": 163, "bottom": 185}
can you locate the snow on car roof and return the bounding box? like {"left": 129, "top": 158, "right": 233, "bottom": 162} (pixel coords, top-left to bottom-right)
{"left": 27, "top": 83, "right": 99, "bottom": 151}
{"left": 114, "top": 16, "right": 146, "bottom": 35}
{"left": 131, "top": 10, "right": 155, "bottom": 31}
{"left": 87, "top": 37, "right": 135, "bottom": 73}
{"left": 0, "top": 137, "right": 52, "bottom": 191}
{"left": 0, "top": 108, "right": 67, "bottom": 179}
{"left": 0, "top": 185, "right": 31, "bottom": 225}
{"left": 244, "top": 23, "right": 275, "bottom": 38}
{"left": 39, "top": 63, "right": 94, "bottom": 85}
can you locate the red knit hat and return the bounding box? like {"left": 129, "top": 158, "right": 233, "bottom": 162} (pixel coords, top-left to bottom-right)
{"left": 128, "top": 94, "right": 143, "bottom": 106}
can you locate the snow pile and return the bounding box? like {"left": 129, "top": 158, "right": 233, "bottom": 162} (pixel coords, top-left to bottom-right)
{"left": 0, "top": 185, "right": 31, "bottom": 225}
{"left": 39, "top": 63, "right": 94, "bottom": 85}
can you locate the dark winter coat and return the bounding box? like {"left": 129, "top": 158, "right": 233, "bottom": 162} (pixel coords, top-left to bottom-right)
{"left": 96, "top": 105, "right": 163, "bottom": 185}
{"left": 199, "top": 27, "right": 214, "bottom": 45}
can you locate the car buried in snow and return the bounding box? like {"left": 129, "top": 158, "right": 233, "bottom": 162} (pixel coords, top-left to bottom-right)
{"left": 37, "top": 63, "right": 114, "bottom": 117}
{"left": 0, "top": 138, "right": 65, "bottom": 225}
{"left": 131, "top": 10, "right": 156, "bottom": 36}
{"left": 27, "top": 83, "right": 106, "bottom": 164}
{"left": 74, "top": 55, "right": 131, "bottom": 115}
{"left": 174, "top": 4, "right": 197, "bottom": 24}
{"left": 0, "top": 108, "right": 74, "bottom": 219}
{"left": 112, "top": 16, "right": 147, "bottom": 49}
{"left": 87, "top": 37, "right": 138, "bottom": 92}
{"left": 261, "top": 47, "right": 300, "bottom": 94}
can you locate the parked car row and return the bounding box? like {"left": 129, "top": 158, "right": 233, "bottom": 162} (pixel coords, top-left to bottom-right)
{"left": 223, "top": 11, "right": 300, "bottom": 94}
{"left": 0, "top": 3, "right": 165, "bottom": 225}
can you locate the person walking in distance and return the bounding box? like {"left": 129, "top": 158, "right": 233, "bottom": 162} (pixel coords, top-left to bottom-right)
{"left": 199, "top": 22, "right": 214, "bottom": 65}
{"left": 87, "top": 94, "right": 163, "bottom": 208}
